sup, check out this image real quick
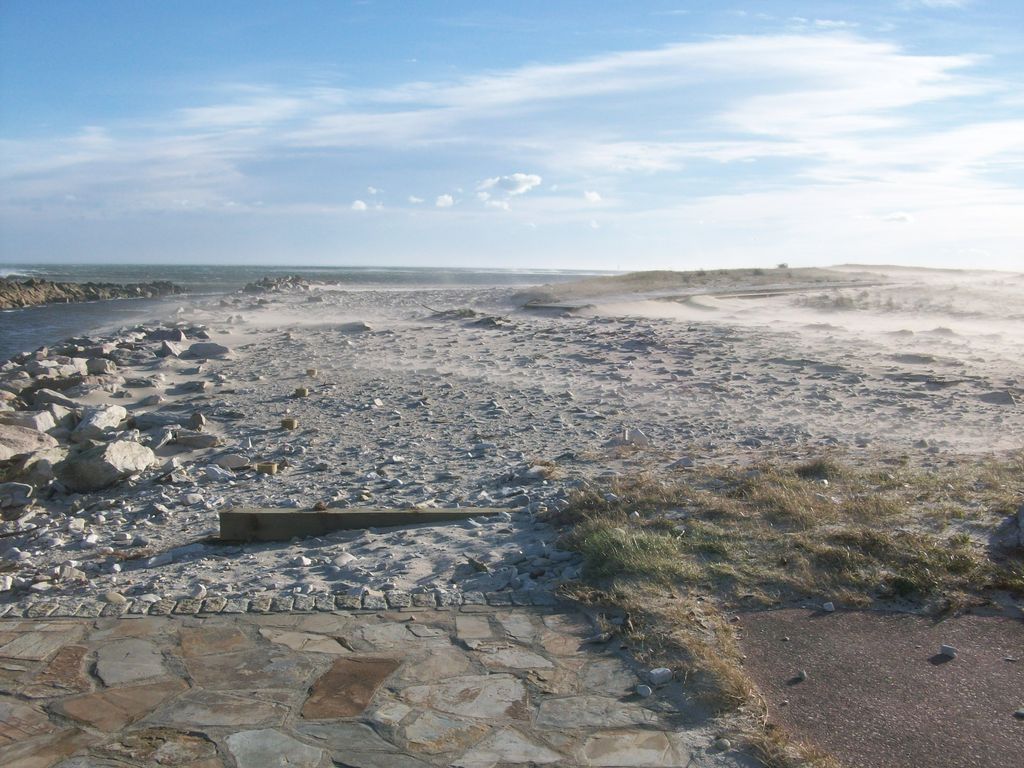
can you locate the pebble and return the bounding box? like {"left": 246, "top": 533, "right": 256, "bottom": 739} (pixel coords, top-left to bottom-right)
{"left": 822, "top": 601, "right": 835, "bottom": 612}
{"left": 636, "top": 684, "right": 653, "bottom": 698}
{"left": 940, "top": 644, "right": 958, "bottom": 659}
{"left": 712, "top": 738, "right": 732, "bottom": 752}
{"left": 648, "top": 667, "right": 673, "bottom": 685}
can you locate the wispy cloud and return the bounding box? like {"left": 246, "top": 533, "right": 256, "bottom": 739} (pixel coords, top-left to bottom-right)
{"left": 1, "top": 29, "right": 1020, "bottom": 269}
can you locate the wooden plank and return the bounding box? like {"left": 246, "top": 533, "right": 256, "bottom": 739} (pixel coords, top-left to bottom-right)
{"left": 218, "top": 506, "right": 502, "bottom": 542}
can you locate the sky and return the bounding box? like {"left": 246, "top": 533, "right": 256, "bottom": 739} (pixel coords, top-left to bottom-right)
{"left": 1, "top": 1, "right": 1022, "bottom": 271}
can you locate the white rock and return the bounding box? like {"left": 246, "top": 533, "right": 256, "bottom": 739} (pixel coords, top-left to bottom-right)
{"left": 56, "top": 440, "right": 156, "bottom": 492}
{"left": 72, "top": 405, "right": 128, "bottom": 443}
{"left": 940, "top": 644, "right": 958, "bottom": 659}
{"left": 0, "top": 423, "right": 59, "bottom": 461}
{"left": 188, "top": 583, "right": 208, "bottom": 599}
{"left": 0, "top": 410, "right": 57, "bottom": 433}
{"left": 636, "top": 684, "right": 653, "bottom": 698}
{"left": 213, "top": 453, "right": 250, "bottom": 470}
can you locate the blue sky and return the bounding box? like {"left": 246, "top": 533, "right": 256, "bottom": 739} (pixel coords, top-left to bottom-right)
{"left": 1, "top": 1, "right": 1022, "bottom": 270}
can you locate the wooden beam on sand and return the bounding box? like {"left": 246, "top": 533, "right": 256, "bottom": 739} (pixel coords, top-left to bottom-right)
{"left": 218, "top": 506, "right": 502, "bottom": 542}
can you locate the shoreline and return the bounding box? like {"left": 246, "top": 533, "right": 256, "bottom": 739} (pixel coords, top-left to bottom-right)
{"left": 0, "top": 276, "right": 185, "bottom": 311}
{"left": 1, "top": 266, "right": 1022, "bottom": 612}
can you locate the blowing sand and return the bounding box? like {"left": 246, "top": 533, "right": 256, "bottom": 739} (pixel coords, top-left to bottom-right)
{"left": 1, "top": 265, "right": 1022, "bottom": 610}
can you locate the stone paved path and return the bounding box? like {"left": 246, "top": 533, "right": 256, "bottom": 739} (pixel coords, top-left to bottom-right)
{"left": 0, "top": 604, "right": 755, "bottom": 767}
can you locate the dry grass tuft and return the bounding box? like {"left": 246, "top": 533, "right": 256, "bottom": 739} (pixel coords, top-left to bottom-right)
{"left": 555, "top": 451, "right": 1023, "bottom": 766}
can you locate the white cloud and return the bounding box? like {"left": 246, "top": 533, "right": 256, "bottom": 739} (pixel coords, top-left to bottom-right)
{"left": 485, "top": 199, "right": 510, "bottom": 210}
{"left": 408, "top": 195, "right": 424, "bottom": 204}
{"left": 883, "top": 211, "right": 914, "bottom": 222}
{"left": 583, "top": 190, "right": 602, "bottom": 203}
{"left": 367, "top": 186, "right": 379, "bottom": 195}
{"left": 435, "top": 194, "right": 454, "bottom": 208}
{"left": 477, "top": 173, "right": 542, "bottom": 196}
{"left": 351, "top": 200, "right": 367, "bottom": 211}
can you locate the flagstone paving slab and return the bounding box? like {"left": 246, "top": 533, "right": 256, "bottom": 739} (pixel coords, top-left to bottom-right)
{"left": 399, "top": 710, "right": 490, "bottom": 754}
{"left": 179, "top": 625, "right": 251, "bottom": 657}
{"left": 0, "top": 727, "right": 96, "bottom": 768}
{"left": 225, "top": 728, "right": 325, "bottom": 768}
{"left": 0, "top": 696, "right": 57, "bottom": 746}
{"left": 401, "top": 674, "right": 528, "bottom": 719}
{"left": 0, "top": 629, "right": 83, "bottom": 662}
{"left": 0, "top": 604, "right": 757, "bottom": 768}
{"left": 452, "top": 727, "right": 564, "bottom": 768}
{"left": 578, "top": 730, "right": 693, "bottom": 767}
{"left": 95, "top": 638, "right": 167, "bottom": 686}
{"left": 90, "top": 727, "right": 220, "bottom": 766}
{"left": 258, "top": 627, "right": 350, "bottom": 655}
{"left": 21, "top": 645, "right": 91, "bottom": 699}
{"left": 535, "top": 695, "right": 662, "bottom": 728}
{"left": 302, "top": 656, "right": 400, "bottom": 718}
{"left": 51, "top": 678, "right": 189, "bottom": 732}
{"left": 183, "top": 645, "right": 320, "bottom": 691}
{"left": 145, "top": 689, "right": 289, "bottom": 729}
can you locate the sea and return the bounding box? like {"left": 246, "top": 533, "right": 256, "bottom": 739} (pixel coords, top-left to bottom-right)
{"left": 0, "top": 263, "right": 610, "bottom": 362}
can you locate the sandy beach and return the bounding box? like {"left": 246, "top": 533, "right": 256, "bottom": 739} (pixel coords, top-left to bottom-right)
{"left": 1, "top": 265, "right": 1021, "bottom": 609}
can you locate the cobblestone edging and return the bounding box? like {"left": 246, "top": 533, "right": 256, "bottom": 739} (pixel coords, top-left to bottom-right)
{"left": 0, "top": 589, "right": 560, "bottom": 619}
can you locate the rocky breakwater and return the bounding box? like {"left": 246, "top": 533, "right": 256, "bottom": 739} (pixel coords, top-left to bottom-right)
{"left": 0, "top": 321, "right": 226, "bottom": 596}
{"left": 0, "top": 277, "right": 183, "bottom": 309}
{"left": 241, "top": 274, "right": 315, "bottom": 295}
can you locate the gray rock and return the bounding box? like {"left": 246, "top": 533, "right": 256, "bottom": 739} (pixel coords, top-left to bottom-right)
{"left": 134, "top": 411, "right": 184, "bottom": 430}
{"left": 186, "top": 342, "right": 231, "bottom": 358}
{"left": 9, "top": 447, "right": 66, "bottom": 486}
{"left": 225, "top": 729, "right": 325, "bottom": 768}
{"left": 213, "top": 453, "right": 250, "bottom": 470}
{"left": 56, "top": 440, "right": 156, "bottom": 492}
{"left": 173, "top": 431, "right": 221, "bottom": 449}
{"left": 72, "top": 405, "right": 127, "bottom": 443}
{"left": 0, "top": 410, "right": 57, "bottom": 433}
{"left": 155, "top": 340, "right": 182, "bottom": 358}
{"left": 86, "top": 358, "right": 117, "bottom": 375}
{"left": 31, "top": 388, "right": 78, "bottom": 409}
{"left": 0, "top": 482, "right": 33, "bottom": 507}
{"left": 648, "top": 667, "right": 672, "bottom": 685}
{"left": 940, "top": 644, "right": 958, "bottom": 659}
{"left": 0, "top": 423, "right": 59, "bottom": 461}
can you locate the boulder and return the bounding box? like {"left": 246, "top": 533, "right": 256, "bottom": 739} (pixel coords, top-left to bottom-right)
{"left": 10, "top": 447, "right": 66, "bottom": 487}
{"left": 185, "top": 342, "right": 231, "bottom": 359}
{"left": 56, "top": 440, "right": 156, "bottom": 492}
{"left": 32, "top": 389, "right": 78, "bottom": 409}
{"left": 155, "top": 341, "right": 182, "bottom": 358}
{"left": 0, "top": 424, "right": 59, "bottom": 461}
{"left": 134, "top": 411, "right": 185, "bottom": 430}
{"left": 72, "top": 405, "right": 127, "bottom": 443}
{"left": 86, "top": 358, "right": 117, "bottom": 375}
{"left": 147, "top": 328, "right": 187, "bottom": 342}
{"left": 0, "top": 482, "right": 33, "bottom": 508}
{"left": 0, "top": 410, "right": 57, "bottom": 433}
